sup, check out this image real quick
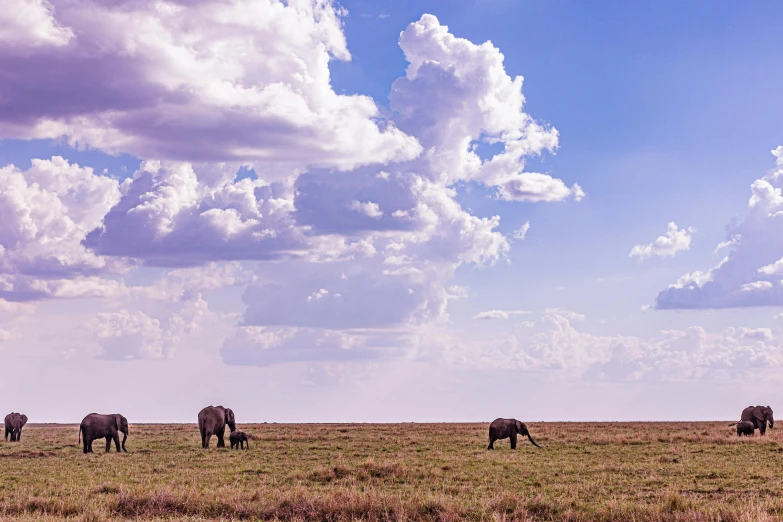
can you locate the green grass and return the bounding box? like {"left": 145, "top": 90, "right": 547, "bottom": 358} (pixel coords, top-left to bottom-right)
{"left": 1, "top": 422, "right": 783, "bottom": 520}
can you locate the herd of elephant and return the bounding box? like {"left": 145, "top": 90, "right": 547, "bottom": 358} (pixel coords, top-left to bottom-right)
{"left": 3, "top": 405, "right": 775, "bottom": 453}
{"left": 3, "top": 406, "right": 249, "bottom": 453}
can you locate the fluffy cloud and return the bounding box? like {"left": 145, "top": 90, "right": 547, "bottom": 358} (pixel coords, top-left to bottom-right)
{"left": 656, "top": 148, "right": 783, "bottom": 308}
{"left": 83, "top": 161, "right": 318, "bottom": 266}
{"left": 92, "top": 279, "right": 226, "bottom": 360}
{"left": 433, "top": 310, "right": 783, "bottom": 381}
{"left": 95, "top": 309, "right": 166, "bottom": 360}
{"left": 0, "top": 10, "right": 585, "bottom": 369}
{"left": 151, "top": 262, "right": 255, "bottom": 300}
{"left": 543, "top": 308, "right": 586, "bottom": 321}
{"left": 629, "top": 222, "right": 695, "bottom": 261}
{"left": 0, "top": 0, "right": 74, "bottom": 48}
{"left": 0, "top": 157, "right": 128, "bottom": 300}
{"left": 350, "top": 200, "right": 383, "bottom": 219}
{"left": 390, "top": 15, "right": 581, "bottom": 202}
{"left": 227, "top": 15, "right": 583, "bottom": 353}
{"left": 0, "top": 0, "right": 420, "bottom": 170}
{"left": 472, "top": 309, "right": 530, "bottom": 320}
{"left": 24, "top": 12, "right": 576, "bottom": 281}
{"left": 94, "top": 300, "right": 209, "bottom": 360}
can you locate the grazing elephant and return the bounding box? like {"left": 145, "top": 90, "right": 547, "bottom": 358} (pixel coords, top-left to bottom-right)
{"left": 230, "top": 430, "right": 249, "bottom": 449}
{"left": 732, "top": 420, "right": 755, "bottom": 437}
{"left": 4, "top": 413, "right": 28, "bottom": 442}
{"left": 198, "top": 405, "right": 236, "bottom": 449}
{"left": 487, "top": 418, "right": 540, "bottom": 450}
{"left": 79, "top": 413, "right": 128, "bottom": 453}
{"left": 740, "top": 405, "right": 774, "bottom": 436}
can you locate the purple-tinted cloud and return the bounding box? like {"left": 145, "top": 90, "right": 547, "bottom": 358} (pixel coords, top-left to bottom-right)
{"left": 0, "top": 0, "right": 421, "bottom": 169}
{"left": 656, "top": 147, "right": 783, "bottom": 309}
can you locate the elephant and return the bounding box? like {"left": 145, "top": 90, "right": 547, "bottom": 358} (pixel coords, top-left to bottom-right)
{"left": 740, "top": 405, "right": 774, "bottom": 436}
{"left": 198, "top": 405, "right": 236, "bottom": 449}
{"left": 487, "top": 418, "right": 540, "bottom": 450}
{"left": 4, "top": 413, "right": 28, "bottom": 442}
{"left": 79, "top": 413, "right": 128, "bottom": 453}
{"left": 230, "top": 429, "right": 249, "bottom": 449}
{"left": 731, "top": 420, "right": 755, "bottom": 437}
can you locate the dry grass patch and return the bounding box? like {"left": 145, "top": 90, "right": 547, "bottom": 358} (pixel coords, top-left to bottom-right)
{"left": 2, "top": 422, "right": 783, "bottom": 520}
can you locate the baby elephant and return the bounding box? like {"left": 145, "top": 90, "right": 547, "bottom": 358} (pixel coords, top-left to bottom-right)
{"left": 488, "top": 418, "right": 540, "bottom": 450}
{"left": 230, "top": 429, "right": 250, "bottom": 449}
{"left": 734, "top": 420, "right": 755, "bottom": 437}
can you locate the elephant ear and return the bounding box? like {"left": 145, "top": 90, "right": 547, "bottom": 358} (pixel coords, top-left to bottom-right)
{"left": 115, "top": 414, "right": 123, "bottom": 431}
{"left": 754, "top": 409, "right": 765, "bottom": 424}
{"left": 20, "top": 415, "right": 27, "bottom": 427}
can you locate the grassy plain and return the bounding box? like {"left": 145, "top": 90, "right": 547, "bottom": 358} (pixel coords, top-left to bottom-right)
{"left": 1, "top": 422, "right": 783, "bottom": 521}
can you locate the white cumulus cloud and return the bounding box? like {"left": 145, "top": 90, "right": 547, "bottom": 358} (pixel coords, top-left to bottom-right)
{"left": 657, "top": 148, "right": 783, "bottom": 309}
{"left": 0, "top": 0, "right": 421, "bottom": 171}
{"left": 629, "top": 222, "right": 695, "bottom": 261}
{"left": 472, "top": 309, "right": 531, "bottom": 320}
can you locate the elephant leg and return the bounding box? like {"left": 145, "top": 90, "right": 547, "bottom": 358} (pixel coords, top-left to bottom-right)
{"left": 16, "top": 430, "right": 21, "bottom": 442}
{"left": 510, "top": 433, "right": 517, "bottom": 450}
{"left": 200, "top": 428, "right": 207, "bottom": 449}
{"left": 487, "top": 437, "right": 495, "bottom": 450}
{"left": 105, "top": 436, "right": 112, "bottom": 452}
{"left": 217, "top": 429, "right": 225, "bottom": 448}
{"left": 760, "top": 425, "right": 767, "bottom": 436}
{"left": 204, "top": 430, "right": 212, "bottom": 449}
{"left": 113, "top": 434, "right": 121, "bottom": 452}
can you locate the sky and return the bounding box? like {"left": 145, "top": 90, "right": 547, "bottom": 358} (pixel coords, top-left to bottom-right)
{"left": 1, "top": 0, "right": 783, "bottom": 423}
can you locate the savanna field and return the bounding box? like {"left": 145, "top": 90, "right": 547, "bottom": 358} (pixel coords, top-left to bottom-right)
{"left": 2, "top": 422, "right": 783, "bottom": 521}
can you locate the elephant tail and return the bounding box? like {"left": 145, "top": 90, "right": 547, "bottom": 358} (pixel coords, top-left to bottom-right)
{"left": 527, "top": 433, "right": 541, "bottom": 448}
{"left": 78, "top": 425, "right": 82, "bottom": 444}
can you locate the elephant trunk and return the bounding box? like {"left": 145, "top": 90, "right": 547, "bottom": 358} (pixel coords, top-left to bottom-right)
{"left": 121, "top": 431, "right": 127, "bottom": 452}
{"left": 527, "top": 433, "right": 541, "bottom": 448}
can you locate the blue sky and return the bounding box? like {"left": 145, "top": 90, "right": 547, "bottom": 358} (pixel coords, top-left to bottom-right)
{"left": 1, "top": 0, "right": 782, "bottom": 422}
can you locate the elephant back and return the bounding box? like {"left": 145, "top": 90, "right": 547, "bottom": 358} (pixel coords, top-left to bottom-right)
{"left": 198, "top": 406, "right": 226, "bottom": 427}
